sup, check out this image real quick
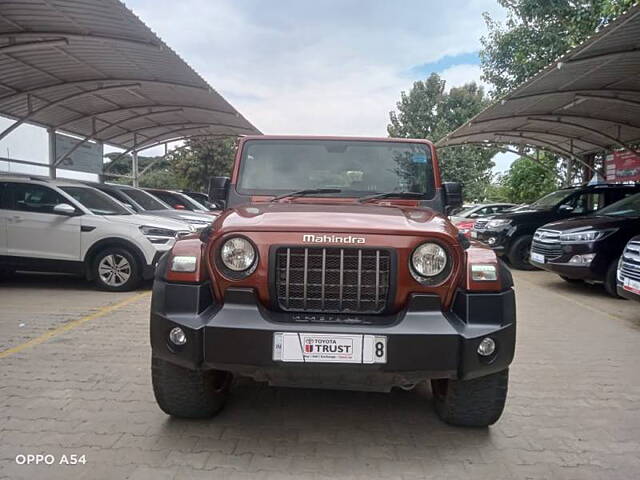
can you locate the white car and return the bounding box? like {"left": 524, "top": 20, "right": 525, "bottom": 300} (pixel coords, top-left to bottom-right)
{"left": 0, "top": 176, "right": 193, "bottom": 291}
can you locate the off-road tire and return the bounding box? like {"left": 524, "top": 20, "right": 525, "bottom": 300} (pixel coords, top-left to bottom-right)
{"left": 91, "top": 247, "right": 141, "bottom": 292}
{"left": 604, "top": 258, "right": 621, "bottom": 298}
{"left": 560, "top": 275, "right": 582, "bottom": 284}
{"left": 431, "top": 369, "right": 509, "bottom": 427}
{"left": 152, "top": 356, "right": 232, "bottom": 418}
{"left": 507, "top": 235, "right": 536, "bottom": 270}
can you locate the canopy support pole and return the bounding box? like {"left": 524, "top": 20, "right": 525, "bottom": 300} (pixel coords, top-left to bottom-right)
{"left": 132, "top": 134, "right": 139, "bottom": 187}
{"left": 48, "top": 127, "right": 56, "bottom": 179}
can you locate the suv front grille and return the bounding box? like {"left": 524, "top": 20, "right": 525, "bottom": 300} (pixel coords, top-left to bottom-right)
{"left": 531, "top": 229, "right": 563, "bottom": 259}
{"left": 474, "top": 219, "right": 489, "bottom": 230}
{"left": 275, "top": 247, "right": 391, "bottom": 314}
{"left": 620, "top": 240, "right": 640, "bottom": 281}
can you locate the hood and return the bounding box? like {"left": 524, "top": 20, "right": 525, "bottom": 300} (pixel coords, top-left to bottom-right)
{"left": 489, "top": 208, "right": 552, "bottom": 221}
{"left": 146, "top": 209, "right": 213, "bottom": 224}
{"left": 214, "top": 202, "right": 458, "bottom": 237}
{"left": 542, "top": 214, "right": 636, "bottom": 232}
{"left": 98, "top": 213, "right": 192, "bottom": 231}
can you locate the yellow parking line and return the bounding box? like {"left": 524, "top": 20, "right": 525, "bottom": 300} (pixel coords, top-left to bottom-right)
{"left": 0, "top": 291, "right": 150, "bottom": 359}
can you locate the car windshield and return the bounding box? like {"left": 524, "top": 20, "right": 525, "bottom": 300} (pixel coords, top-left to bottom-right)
{"left": 596, "top": 193, "right": 640, "bottom": 217}
{"left": 121, "top": 188, "right": 169, "bottom": 211}
{"left": 455, "top": 206, "right": 480, "bottom": 218}
{"left": 237, "top": 139, "right": 435, "bottom": 198}
{"left": 60, "top": 186, "right": 131, "bottom": 215}
{"left": 530, "top": 189, "right": 577, "bottom": 209}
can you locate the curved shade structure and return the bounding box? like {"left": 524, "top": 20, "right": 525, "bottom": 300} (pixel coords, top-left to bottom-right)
{"left": 0, "top": 0, "right": 260, "bottom": 158}
{"left": 437, "top": 5, "right": 640, "bottom": 159}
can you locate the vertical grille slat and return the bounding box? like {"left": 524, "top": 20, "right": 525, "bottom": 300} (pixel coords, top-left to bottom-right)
{"left": 375, "top": 250, "right": 380, "bottom": 305}
{"left": 275, "top": 246, "right": 390, "bottom": 314}
{"left": 357, "top": 249, "right": 362, "bottom": 310}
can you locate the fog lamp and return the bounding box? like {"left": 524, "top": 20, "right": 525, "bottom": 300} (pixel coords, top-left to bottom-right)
{"left": 477, "top": 337, "right": 496, "bottom": 357}
{"left": 487, "top": 237, "right": 497, "bottom": 245}
{"left": 568, "top": 253, "right": 596, "bottom": 265}
{"left": 169, "top": 327, "right": 187, "bottom": 346}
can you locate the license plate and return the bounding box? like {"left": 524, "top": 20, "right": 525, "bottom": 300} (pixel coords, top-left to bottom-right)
{"left": 624, "top": 278, "right": 640, "bottom": 294}
{"left": 531, "top": 252, "right": 545, "bottom": 264}
{"left": 470, "top": 231, "right": 478, "bottom": 239}
{"left": 273, "top": 333, "right": 387, "bottom": 364}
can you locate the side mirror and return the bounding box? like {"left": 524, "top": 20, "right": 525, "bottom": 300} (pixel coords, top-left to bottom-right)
{"left": 53, "top": 203, "right": 78, "bottom": 216}
{"left": 558, "top": 204, "right": 574, "bottom": 213}
{"left": 209, "top": 176, "right": 230, "bottom": 209}
{"left": 443, "top": 182, "right": 463, "bottom": 212}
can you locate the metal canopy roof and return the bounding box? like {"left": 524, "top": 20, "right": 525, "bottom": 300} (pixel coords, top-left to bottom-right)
{"left": 437, "top": 5, "right": 640, "bottom": 160}
{"left": 0, "top": 0, "right": 260, "bottom": 160}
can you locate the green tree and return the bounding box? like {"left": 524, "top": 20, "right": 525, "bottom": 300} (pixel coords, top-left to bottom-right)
{"left": 388, "top": 73, "right": 496, "bottom": 201}
{"left": 480, "top": 0, "right": 634, "bottom": 96}
{"left": 167, "top": 137, "right": 237, "bottom": 191}
{"left": 500, "top": 153, "right": 559, "bottom": 203}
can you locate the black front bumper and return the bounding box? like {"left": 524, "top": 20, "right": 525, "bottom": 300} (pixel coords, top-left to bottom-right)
{"left": 472, "top": 230, "right": 509, "bottom": 254}
{"left": 150, "top": 279, "right": 516, "bottom": 390}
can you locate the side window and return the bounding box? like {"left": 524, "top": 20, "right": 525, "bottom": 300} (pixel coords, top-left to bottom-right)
{"left": 565, "top": 192, "right": 604, "bottom": 214}
{"left": 0, "top": 182, "right": 8, "bottom": 209}
{"left": 606, "top": 189, "right": 635, "bottom": 206}
{"left": 10, "top": 183, "right": 68, "bottom": 214}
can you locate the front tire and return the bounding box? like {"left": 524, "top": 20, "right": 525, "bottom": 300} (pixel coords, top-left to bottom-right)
{"left": 507, "top": 235, "right": 536, "bottom": 270}
{"left": 92, "top": 247, "right": 141, "bottom": 291}
{"left": 152, "top": 356, "right": 232, "bottom": 418}
{"left": 431, "top": 369, "right": 509, "bottom": 427}
{"left": 604, "top": 258, "right": 622, "bottom": 298}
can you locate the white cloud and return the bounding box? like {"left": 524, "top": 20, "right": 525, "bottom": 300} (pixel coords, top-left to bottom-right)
{"left": 2, "top": 0, "right": 507, "bottom": 178}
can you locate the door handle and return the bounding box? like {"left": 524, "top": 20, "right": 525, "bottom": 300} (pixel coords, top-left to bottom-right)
{"left": 11, "top": 215, "right": 23, "bottom": 223}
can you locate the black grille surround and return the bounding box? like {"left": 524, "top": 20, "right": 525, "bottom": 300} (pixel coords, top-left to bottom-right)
{"left": 531, "top": 229, "right": 563, "bottom": 260}
{"left": 271, "top": 246, "right": 394, "bottom": 314}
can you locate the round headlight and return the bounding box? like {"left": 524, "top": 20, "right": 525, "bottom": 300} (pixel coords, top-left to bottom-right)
{"left": 221, "top": 237, "right": 256, "bottom": 271}
{"left": 411, "top": 242, "right": 447, "bottom": 277}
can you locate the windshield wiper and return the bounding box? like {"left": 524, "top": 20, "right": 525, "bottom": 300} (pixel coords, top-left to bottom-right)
{"left": 357, "top": 191, "right": 424, "bottom": 203}
{"left": 270, "top": 188, "right": 342, "bottom": 202}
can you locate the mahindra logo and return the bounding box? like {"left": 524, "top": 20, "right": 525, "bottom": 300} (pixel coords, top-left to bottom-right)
{"left": 302, "top": 234, "right": 365, "bottom": 244}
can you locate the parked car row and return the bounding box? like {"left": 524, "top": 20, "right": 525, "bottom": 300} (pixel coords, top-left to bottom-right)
{"left": 0, "top": 175, "right": 219, "bottom": 291}
{"left": 467, "top": 182, "right": 640, "bottom": 300}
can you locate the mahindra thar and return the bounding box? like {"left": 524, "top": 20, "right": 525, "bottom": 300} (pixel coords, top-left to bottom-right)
{"left": 150, "top": 136, "right": 516, "bottom": 427}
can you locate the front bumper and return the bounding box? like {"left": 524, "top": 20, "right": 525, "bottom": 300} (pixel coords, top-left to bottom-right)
{"left": 150, "top": 279, "right": 516, "bottom": 390}
{"left": 530, "top": 247, "right": 609, "bottom": 282}
{"left": 472, "top": 229, "right": 509, "bottom": 254}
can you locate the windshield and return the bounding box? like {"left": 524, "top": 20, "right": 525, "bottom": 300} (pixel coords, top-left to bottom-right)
{"left": 237, "top": 140, "right": 435, "bottom": 198}
{"left": 121, "top": 188, "right": 169, "bottom": 211}
{"left": 60, "top": 186, "right": 131, "bottom": 215}
{"left": 530, "top": 189, "right": 577, "bottom": 209}
{"left": 455, "top": 206, "right": 480, "bottom": 218}
{"left": 596, "top": 193, "right": 640, "bottom": 217}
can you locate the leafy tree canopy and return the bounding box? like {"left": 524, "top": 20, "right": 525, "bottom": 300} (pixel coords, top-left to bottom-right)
{"left": 500, "top": 153, "right": 559, "bottom": 203}
{"left": 480, "top": 0, "right": 635, "bottom": 96}
{"left": 388, "top": 73, "right": 496, "bottom": 201}
{"left": 102, "top": 137, "right": 237, "bottom": 191}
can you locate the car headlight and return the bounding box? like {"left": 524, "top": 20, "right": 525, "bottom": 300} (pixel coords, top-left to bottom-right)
{"left": 411, "top": 242, "right": 447, "bottom": 277}
{"left": 220, "top": 237, "right": 256, "bottom": 272}
{"left": 559, "top": 229, "right": 617, "bottom": 243}
{"left": 486, "top": 219, "right": 512, "bottom": 229}
{"left": 140, "top": 226, "right": 177, "bottom": 237}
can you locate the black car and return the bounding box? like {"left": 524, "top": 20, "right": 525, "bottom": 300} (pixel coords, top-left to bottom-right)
{"left": 179, "top": 190, "right": 222, "bottom": 210}
{"left": 617, "top": 235, "right": 640, "bottom": 301}
{"left": 530, "top": 193, "right": 640, "bottom": 296}
{"left": 472, "top": 184, "right": 640, "bottom": 269}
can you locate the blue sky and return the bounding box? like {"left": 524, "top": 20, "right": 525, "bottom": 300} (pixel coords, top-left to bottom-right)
{"left": 1, "top": 0, "right": 516, "bottom": 175}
